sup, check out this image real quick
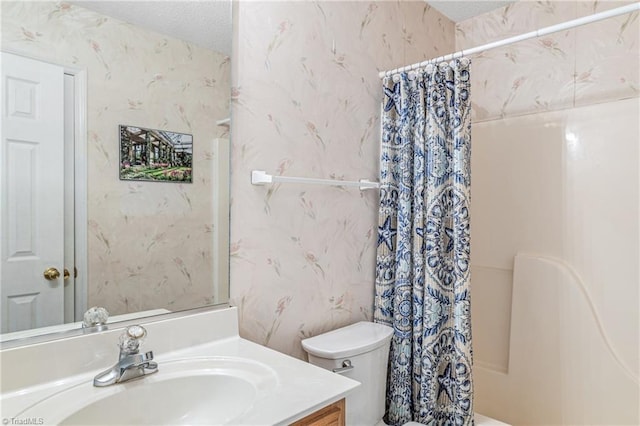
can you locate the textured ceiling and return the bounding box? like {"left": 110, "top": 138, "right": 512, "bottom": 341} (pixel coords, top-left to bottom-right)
{"left": 72, "top": 1, "right": 513, "bottom": 56}
{"left": 427, "top": 1, "right": 515, "bottom": 22}
{"left": 72, "top": 1, "right": 232, "bottom": 55}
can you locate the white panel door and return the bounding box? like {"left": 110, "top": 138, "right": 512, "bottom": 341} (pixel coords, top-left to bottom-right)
{"left": 1, "top": 52, "right": 65, "bottom": 333}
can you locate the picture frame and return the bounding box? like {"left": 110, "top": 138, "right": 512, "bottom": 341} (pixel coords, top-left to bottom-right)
{"left": 119, "top": 125, "right": 193, "bottom": 183}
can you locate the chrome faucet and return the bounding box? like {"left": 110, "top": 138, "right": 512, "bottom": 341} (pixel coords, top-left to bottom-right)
{"left": 93, "top": 325, "right": 158, "bottom": 387}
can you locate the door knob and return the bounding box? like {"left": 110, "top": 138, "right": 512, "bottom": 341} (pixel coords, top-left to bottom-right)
{"left": 64, "top": 268, "right": 70, "bottom": 280}
{"left": 43, "top": 267, "right": 61, "bottom": 280}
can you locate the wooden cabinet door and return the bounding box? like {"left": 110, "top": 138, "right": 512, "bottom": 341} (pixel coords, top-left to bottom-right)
{"left": 291, "top": 398, "right": 345, "bottom": 426}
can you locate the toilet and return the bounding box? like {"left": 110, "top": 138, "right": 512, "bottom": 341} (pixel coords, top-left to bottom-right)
{"left": 302, "top": 321, "right": 510, "bottom": 426}
{"left": 301, "top": 321, "right": 394, "bottom": 425}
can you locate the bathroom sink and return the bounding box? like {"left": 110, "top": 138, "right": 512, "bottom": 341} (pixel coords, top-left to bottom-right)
{"left": 17, "top": 357, "right": 278, "bottom": 425}
{"left": 61, "top": 375, "right": 253, "bottom": 425}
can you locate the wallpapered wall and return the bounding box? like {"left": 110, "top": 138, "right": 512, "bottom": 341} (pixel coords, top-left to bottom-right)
{"left": 1, "top": 2, "right": 230, "bottom": 315}
{"left": 229, "top": 1, "right": 455, "bottom": 359}
{"left": 455, "top": 0, "right": 639, "bottom": 121}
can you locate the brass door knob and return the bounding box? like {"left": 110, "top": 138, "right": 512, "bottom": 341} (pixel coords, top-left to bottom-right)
{"left": 43, "top": 267, "right": 61, "bottom": 280}
{"left": 64, "top": 268, "right": 70, "bottom": 280}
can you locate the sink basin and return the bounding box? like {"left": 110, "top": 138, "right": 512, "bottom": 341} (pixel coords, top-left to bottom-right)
{"left": 62, "top": 375, "right": 253, "bottom": 425}
{"left": 17, "top": 357, "right": 278, "bottom": 425}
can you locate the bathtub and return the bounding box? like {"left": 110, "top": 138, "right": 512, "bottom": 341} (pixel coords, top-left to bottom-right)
{"left": 476, "top": 412, "right": 510, "bottom": 425}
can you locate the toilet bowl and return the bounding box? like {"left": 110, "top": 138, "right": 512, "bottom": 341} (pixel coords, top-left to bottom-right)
{"left": 302, "top": 321, "right": 510, "bottom": 426}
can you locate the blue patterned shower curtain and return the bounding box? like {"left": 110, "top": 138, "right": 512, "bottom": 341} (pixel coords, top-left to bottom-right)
{"left": 374, "top": 58, "right": 473, "bottom": 425}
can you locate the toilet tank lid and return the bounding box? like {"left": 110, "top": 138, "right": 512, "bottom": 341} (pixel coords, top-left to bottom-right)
{"left": 301, "top": 321, "right": 393, "bottom": 359}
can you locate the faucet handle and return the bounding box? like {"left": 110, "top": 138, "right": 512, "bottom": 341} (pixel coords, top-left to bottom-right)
{"left": 125, "top": 325, "right": 147, "bottom": 339}
{"left": 82, "top": 306, "right": 109, "bottom": 330}
{"left": 118, "top": 325, "right": 148, "bottom": 355}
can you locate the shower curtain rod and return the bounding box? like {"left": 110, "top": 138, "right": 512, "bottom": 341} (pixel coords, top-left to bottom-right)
{"left": 379, "top": 2, "right": 640, "bottom": 78}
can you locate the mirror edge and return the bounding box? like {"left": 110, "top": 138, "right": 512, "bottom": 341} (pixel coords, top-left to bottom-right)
{"left": 0, "top": 302, "right": 232, "bottom": 350}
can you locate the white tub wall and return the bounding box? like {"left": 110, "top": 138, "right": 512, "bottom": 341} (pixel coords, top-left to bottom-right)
{"left": 459, "top": 1, "right": 639, "bottom": 424}
{"left": 470, "top": 98, "right": 639, "bottom": 424}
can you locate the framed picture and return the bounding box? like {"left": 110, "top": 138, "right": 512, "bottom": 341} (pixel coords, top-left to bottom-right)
{"left": 119, "top": 125, "right": 193, "bottom": 183}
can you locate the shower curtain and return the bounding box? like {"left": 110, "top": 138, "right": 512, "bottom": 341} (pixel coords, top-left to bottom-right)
{"left": 374, "top": 58, "right": 473, "bottom": 425}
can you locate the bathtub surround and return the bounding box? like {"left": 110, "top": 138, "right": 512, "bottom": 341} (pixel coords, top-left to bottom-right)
{"left": 458, "top": 0, "right": 639, "bottom": 424}
{"left": 1, "top": 2, "right": 230, "bottom": 315}
{"left": 375, "top": 60, "right": 474, "bottom": 425}
{"left": 470, "top": 97, "right": 639, "bottom": 426}
{"left": 230, "top": 1, "right": 455, "bottom": 359}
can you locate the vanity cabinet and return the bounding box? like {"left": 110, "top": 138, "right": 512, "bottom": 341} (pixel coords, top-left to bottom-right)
{"left": 291, "top": 398, "right": 345, "bottom": 426}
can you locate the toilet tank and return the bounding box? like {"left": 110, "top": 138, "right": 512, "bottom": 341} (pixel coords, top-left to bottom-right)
{"left": 301, "top": 321, "right": 393, "bottom": 426}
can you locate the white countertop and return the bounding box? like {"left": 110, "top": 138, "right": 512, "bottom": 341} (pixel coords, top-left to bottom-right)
{"left": 0, "top": 307, "right": 359, "bottom": 425}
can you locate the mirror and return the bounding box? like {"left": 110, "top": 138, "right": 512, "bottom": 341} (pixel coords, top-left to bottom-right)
{"left": 0, "top": 1, "right": 231, "bottom": 342}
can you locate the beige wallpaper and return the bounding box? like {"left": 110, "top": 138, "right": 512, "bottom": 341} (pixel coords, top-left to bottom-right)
{"left": 1, "top": 2, "right": 230, "bottom": 315}
{"left": 229, "top": 1, "right": 455, "bottom": 359}
{"left": 455, "top": 0, "right": 639, "bottom": 121}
